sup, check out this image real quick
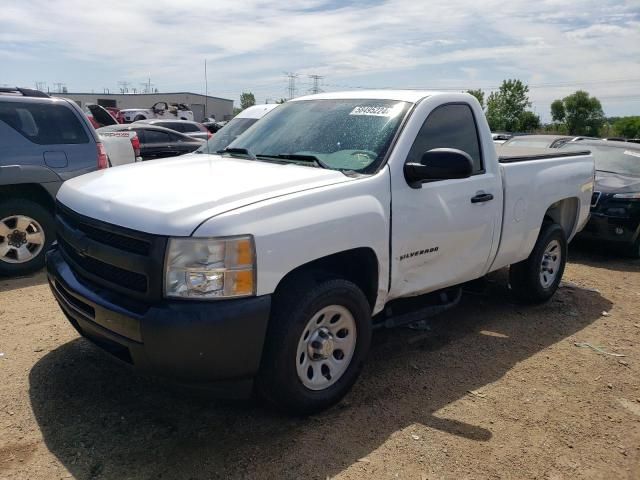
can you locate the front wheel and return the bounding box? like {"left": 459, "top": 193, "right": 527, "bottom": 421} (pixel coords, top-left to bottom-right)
{"left": 133, "top": 115, "right": 146, "bottom": 121}
{"left": 0, "top": 199, "right": 54, "bottom": 276}
{"left": 509, "top": 222, "right": 567, "bottom": 303}
{"left": 256, "top": 277, "right": 372, "bottom": 415}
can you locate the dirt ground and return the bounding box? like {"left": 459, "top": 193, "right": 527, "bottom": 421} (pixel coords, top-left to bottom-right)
{"left": 0, "top": 245, "right": 639, "bottom": 480}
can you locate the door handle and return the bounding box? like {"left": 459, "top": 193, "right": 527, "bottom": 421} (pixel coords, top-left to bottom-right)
{"left": 471, "top": 193, "right": 494, "bottom": 203}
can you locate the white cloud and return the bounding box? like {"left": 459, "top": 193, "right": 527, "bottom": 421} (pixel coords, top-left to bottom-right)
{"left": 1, "top": 0, "right": 639, "bottom": 117}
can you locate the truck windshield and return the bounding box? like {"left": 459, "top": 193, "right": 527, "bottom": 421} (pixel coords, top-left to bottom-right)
{"left": 198, "top": 118, "right": 258, "bottom": 154}
{"left": 220, "top": 99, "right": 411, "bottom": 173}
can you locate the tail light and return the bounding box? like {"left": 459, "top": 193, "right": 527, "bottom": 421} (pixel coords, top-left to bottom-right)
{"left": 97, "top": 142, "right": 108, "bottom": 169}
{"left": 207, "top": 131, "right": 213, "bottom": 139}
{"left": 130, "top": 134, "right": 141, "bottom": 158}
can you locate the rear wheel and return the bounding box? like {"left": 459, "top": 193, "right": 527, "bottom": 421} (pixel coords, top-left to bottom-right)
{"left": 0, "top": 199, "right": 54, "bottom": 276}
{"left": 509, "top": 222, "right": 567, "bottom": 303}
{"left": 256, "top": 276, "right": 372, "bottom": 415}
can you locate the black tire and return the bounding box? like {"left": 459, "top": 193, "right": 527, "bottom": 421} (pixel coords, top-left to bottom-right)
{"left": 256, "top": 275, "right": 372, "bottom": 415}
{"left": 0, "top": 199, "right": 54, "bottom": 276}
{"left": 509, "top": 222, "right": 567, "bottom": 304}
{"left": 625, "top": 238, "right": 640, "bottom": 259}
{"left": 133, "top": 115, "right": 146, "bottom": 121}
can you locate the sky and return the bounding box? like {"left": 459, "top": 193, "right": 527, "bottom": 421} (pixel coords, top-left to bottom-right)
{"left": 1, "top": 0, "right": 639, "bottom": 121}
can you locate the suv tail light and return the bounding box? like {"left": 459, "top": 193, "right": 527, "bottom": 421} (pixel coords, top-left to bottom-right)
{"left": 130, "top": 134, "right": 141, "bottom": 158}
{"left": 207, "top": 131, "right": 213, "bottom": 139}
{"left": 97, "top": 142, "right": 109, "bottom": 169}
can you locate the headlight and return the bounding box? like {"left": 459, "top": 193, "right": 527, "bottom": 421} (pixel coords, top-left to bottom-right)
{"left": 613, "top": 192, "right": 640, "bottom": 199}
{"left": 164, "top": 236, "right": 255, "bottom": 299}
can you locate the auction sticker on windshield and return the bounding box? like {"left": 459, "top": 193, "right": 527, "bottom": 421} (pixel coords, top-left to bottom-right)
{"left": 350, "top": 104, "right": 402, "bottom": 117}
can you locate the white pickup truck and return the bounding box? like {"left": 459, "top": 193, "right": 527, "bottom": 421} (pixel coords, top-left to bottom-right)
{"left": 46, "top": 91, "right": 594, "bottom": 414}
{"left": 83, "top": 104, "right": 142, "bottom": 167}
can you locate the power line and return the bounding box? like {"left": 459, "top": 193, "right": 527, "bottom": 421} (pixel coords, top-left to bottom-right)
{"left": 320, "top": 77, "right": 640, "bottom": 92}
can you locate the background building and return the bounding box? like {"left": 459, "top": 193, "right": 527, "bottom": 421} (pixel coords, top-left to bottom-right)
{"left": 57, "top": 92, "right": 234, "bottom": 121}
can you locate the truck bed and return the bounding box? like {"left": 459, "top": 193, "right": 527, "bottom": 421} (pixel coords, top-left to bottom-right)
{"left": 496, "top": 146, "right": 591, "bottom": 163}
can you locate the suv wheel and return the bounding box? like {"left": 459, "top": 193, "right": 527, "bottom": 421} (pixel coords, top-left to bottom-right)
{"left": 0, "top": 199, "right": 54, "bottom": 276}
{"left": 256, "top": 276, "right": 372, "bottom": 415}
{"left": 133, "top": 115, "right": 146, "bottom": 121}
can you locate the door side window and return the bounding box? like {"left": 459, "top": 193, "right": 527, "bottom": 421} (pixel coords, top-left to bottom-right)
{"left": 143, "top": 130, "right": 171, "bottom": 143}
{"left": 0, "top": 101, "right": 89, "bottom": 145}
{"left": 406, "top": 104, "right": 483, "bottom": 173}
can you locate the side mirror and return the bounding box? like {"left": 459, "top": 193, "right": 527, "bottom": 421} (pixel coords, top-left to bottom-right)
{"left": 404, "top": 148, "right": 474, "bottom": 187}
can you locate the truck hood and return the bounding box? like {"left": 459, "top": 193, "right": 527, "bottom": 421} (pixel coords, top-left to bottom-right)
{"left": 56, "top": 154, "right": 353, "bottom": 236}
{"left": 595, "top": 171, "right": 640, "bottom": 194}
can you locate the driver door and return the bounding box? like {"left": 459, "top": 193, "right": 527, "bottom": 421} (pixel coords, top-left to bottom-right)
{"left": 390, "top": 103, "right": 502, "bottom": 299}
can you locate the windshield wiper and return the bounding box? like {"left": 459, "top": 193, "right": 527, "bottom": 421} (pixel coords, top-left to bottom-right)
{"left": 596, "top": 169, "right": 623, "bottom": 175}
{"left": 218, "top": 147, "right": 256, "bottom": 159}
{"left": 256, "top": 153, "right": 331, "bottom": 169}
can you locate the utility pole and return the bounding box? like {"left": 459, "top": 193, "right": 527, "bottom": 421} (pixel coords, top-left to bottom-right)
{"left": 52, "top": 82, "right": 66, "bottom": 93}
{"left": 309, "top": 74, "right": 324, "bottom": 94}
{"left": 204, "top": 59, "right": 208, "bottom": 119}
{"left": 284, "top": 72, "right": 298, "bottom": 100}
{"left": 140, "top": 77, "right": 154, "bottom": 94}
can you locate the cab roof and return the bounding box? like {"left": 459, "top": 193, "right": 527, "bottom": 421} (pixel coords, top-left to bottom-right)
{"left": 291, "top": 90, "right": 444, "bottom": 103}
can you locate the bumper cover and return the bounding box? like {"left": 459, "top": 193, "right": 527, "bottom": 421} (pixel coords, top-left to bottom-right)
{"left": 46, "top": 245, "right": 271, "bottom": 394}
{"left": 577, "top": 212, "right": 640, "bottom": 245}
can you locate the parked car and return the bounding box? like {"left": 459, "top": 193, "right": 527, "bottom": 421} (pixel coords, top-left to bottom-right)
{"left": 47, "top": 90, "right": 593, "bottom": 414}
{"left": 0, "top": 87, "right": 106, "bottom": 276}
{"left": 82, "top": 104, "right": 141, "bottom": 167}
{"left": 560, "top": 140, "right": 640, "bottom": 257}
{"left": 105, "top": 107, "right": 124, "bottom": 124}
{"left": 197, "top": 104, "right": 278, "bottom": 154}
{"left": 97, "top": 124, "right": 203, "bottom": 161}
{"left": 202, "top": 121, "right": 226, "bottom": 134}
{"left": 491, "top": 132, "right": 512, "bottom": 145}
{"left": 83, "top": 103, "right": 118, "bottom": 129}
{"left": 134, "top": 119, "right": 211, "bottom": 141}
{"left": 120, "top": 102, "right": 194, "bottom": 123}
{"left": 502, "top": 135, "right": 597, "bottom": 149}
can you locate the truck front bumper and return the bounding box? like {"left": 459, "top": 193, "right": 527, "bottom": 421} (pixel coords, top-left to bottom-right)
{"left": 577, "top": 212, "right": 640, "bottom": 246}
{"left": 46, "top": 245, "right": 271, "bottom": 396}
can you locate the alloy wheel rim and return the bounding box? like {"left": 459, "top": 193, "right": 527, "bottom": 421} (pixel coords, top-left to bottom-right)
{"left": 295, "top": 304, "right": 357, "bottom": 391}
{"left": 540, "top": 239, "right": 561, "bottom": 288}
{"left": 0, "top": 215, "right": 45, "bottom": 264}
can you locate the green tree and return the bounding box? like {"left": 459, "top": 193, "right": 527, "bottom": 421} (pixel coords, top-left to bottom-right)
{"left": 240, "top": 91, "right": 256, "bottom": 110}
{"left": 519, "top": 111, "right": 541, "bottom": 132}
{"left": 551, "top": 90, "right": 604, "bottom": 136}
{"left": 612, "top": 116, "right": 640, "bottom": 138}
{"left": 466, "top": 89, "right": 485, "bottom": 110}
{"left": 550, "top": 100, "right": 565, "bottom": 123}
{"left": 485, "top": 79, "right": 532, "bottom": 131}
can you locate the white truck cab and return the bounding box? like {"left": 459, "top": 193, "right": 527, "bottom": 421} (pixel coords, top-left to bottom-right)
{"left": 47, "top": 91, "right": 594, "bottom": 413}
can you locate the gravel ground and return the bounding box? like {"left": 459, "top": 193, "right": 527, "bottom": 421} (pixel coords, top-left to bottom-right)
{"left": 0, "top": 245, "right": 639, "bottom": 480}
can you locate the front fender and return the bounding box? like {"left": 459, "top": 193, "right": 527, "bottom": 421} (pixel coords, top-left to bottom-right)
{"left": 194, "top": 169, "right": 391, "bottom": 312}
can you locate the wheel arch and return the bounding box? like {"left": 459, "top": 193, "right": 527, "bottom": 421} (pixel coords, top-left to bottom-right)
{"left": 273, "top": 247, "right": 380, "bottom": 312}
{"left": 543, "top": 197, "right": 579, "bottom": 240}
{"left": 0, "top": 183, "right": 56, "bottom": 213}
